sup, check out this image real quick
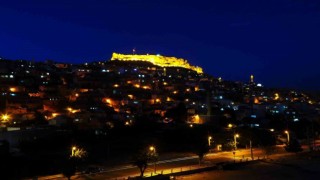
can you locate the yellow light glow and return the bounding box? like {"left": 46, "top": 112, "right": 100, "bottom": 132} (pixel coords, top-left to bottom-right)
{"left": 149, "top": 146, "right": 155, "bottom": 151}
{"left": 52, "top": 113, "right": 59, "bottom": 118}
{"left": 67, "top": 107, "right": 80, "bottom": 114}
{"left": 142, "top": 86, "right": 150, "bottom": 89}
{"left": 111, "top": 53, "right": 203, "bottom": 74}
{"left": 173, "top": 91, "right": 178, "bottom": 94}
{"left": 71, "top": 146, "right": 86, "bottom": 158}
{"left": 274, "top": 93, "right": 280, "bottom": 100}
{"left": 106, "top": 98, "right": 112, "bottom": 104}
{"left": 75, "top": 93, "right": 79, "bottom": 97}
{"left": 235, "top": 134, "right": 239, "bottom": 138}
{"left": 128, "top": 94, "right": 134, "bottom": 99}
{"left": 1, "top": 114, "right": 10, "bottom": 121}
{"left": 72, "top": 110, "right": 80, "bottom": 113}
{"left": 114, "top": 84, "right": 119, "bottom": 88}
{"left": 134, "top": 84, "right": 140, "bottom": 88}
{"left": 155, "top": 98, "right": 161, "bottom": 103}
{"left": 228, "top": 124, "right": 233, "bottom": 128}
{"left": 9, "top": 87, "right": 16, "bottom": 92}
{"left": 284, "top": 130, "right": 288, "bottom": 134}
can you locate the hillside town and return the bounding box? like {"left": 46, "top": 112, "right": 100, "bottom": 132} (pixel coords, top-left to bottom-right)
{"left": 0, "top": 53, "right": 319, "bottom": 179}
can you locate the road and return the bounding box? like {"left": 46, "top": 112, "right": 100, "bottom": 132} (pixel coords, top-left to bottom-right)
{"left": 34, "top": 146, "right": 289, "bottom": 180}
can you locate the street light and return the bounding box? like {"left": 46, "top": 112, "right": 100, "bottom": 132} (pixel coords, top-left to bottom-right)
{"left": 1, "top": 114, "right": 10, "bottom": 122}
{"left": 284, "top": 130, "right": 290, "bottom": 144}
{"left": 71, "top": 146, "right": 86, "bottom": 158}
{"left": 149, "top": 146, "right": 155, "bottom": 152}
{"left": 234, "top": 134, "right": 239, "bottom": 150}
{"left": 71, "top": 146, "right": 77, "bottom": 157}
{"left": 149, "top": 146, "right": 157, "bottom": 173}
{"left": 208, "top": 136, "right": 212, "bottom": 147}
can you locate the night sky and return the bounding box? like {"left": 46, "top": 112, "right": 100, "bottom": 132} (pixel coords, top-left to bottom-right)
{"left": 1, "top": 0, "right": 320, "bottom": 90}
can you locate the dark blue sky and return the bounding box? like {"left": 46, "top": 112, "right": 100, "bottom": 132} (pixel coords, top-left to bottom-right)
{"left": 1, "top": 0, "right": 320, "bottom": 90}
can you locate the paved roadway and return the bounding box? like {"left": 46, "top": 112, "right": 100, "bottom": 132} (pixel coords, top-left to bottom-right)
{"left": 35, "top": 146, "right": 288, "bottom": 180}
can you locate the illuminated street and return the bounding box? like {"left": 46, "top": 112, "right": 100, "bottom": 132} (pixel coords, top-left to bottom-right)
{"left": 35, "top": 146, "right": 292, "bottom": 180}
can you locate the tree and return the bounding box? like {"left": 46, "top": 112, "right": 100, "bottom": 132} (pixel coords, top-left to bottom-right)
{"left": 262, "top": 145, "right": 276, "bottom": 159}
{"left": 62, "top": 146, "right": 87, "bottom": 180}
{"left": 62, "top": 158, "right": 76, "bottom": 180}
{"left": 196, "top": 145, "right": 209, "bottom": 166}
{"left": 193, "top": 141, "right": 209, "bottom": 166}
{"left": 132, "top": 148, "right": 158, "bottom": 177}
{"left": 285, "top": 139, "right": 302, "bottom": 152}
{"left": 132, "top": 151, "right": 149, "bottom": 177}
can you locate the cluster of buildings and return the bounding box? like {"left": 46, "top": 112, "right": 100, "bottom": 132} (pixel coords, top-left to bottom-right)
{"left": 0, "top": 53, "right": 319, "bottom": 135}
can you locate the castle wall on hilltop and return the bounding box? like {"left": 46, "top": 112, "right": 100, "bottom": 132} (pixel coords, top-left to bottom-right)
{"left": 111, "top": 52, "right": 203, "bottom": 74}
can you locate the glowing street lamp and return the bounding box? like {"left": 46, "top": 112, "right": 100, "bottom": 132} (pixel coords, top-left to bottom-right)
{"left": 1, "top": 114, "right": 10, "bottom": 122}
{"left": 149, "top": 146, "right": 157, "bottom": 173}
{"left": 234, "top": 134, "right": 239, "bottom": 150}
{"left": 284, "top": 130, "right": 290, "bottom": 144}
{"left": 71, "top": 146, "right": 86, "bottom": 158}
{"left": 208, "top": 136, "right": 212, "bottom": 146}
{"left": 228, "top": 124, "right": 233, "bottom": 128}
{"left": 71, "top": 146, "right": 77, "bottom": 156}
{"left": 149, "top": 146, "right": 155, "bottom": 152}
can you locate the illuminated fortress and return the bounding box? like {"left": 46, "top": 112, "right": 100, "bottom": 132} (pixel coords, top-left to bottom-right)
{"left": 111, "top": 52, "right": 203, "bottom": 74}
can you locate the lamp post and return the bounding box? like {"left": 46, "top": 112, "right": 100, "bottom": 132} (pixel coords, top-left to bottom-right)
{"left": 285, "top": 130, "right": 290, "bottom": 144}
{"left": 234, "top": 134, "right": 239, "bottom": 150}
{"left": 149, "top": 146, "right": 156, "bottom": 173}
{"left": 208, "top": 136, "right": 212, "bottom": 147}
{"left": 233, "top": 151, "right": 236, "bottom": 163}
{"left": 71, "top": 146, "right": 77, "bottom": 157}
{"left": 70, "top": 146, "right": 86, "bottom": 159}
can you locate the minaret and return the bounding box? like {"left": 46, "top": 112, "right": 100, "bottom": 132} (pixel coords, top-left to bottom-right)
{"left": 250, "top": 75, "right": 254, "bottom": 83}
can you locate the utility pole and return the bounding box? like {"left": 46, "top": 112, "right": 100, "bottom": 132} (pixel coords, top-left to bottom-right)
{"left": 250, "top": 140, "right": 253, "bottom": 160}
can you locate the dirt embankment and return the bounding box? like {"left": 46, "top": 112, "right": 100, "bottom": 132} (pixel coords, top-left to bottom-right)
{"left": 175, "top": 151, "right": 320, "bottom": 180}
